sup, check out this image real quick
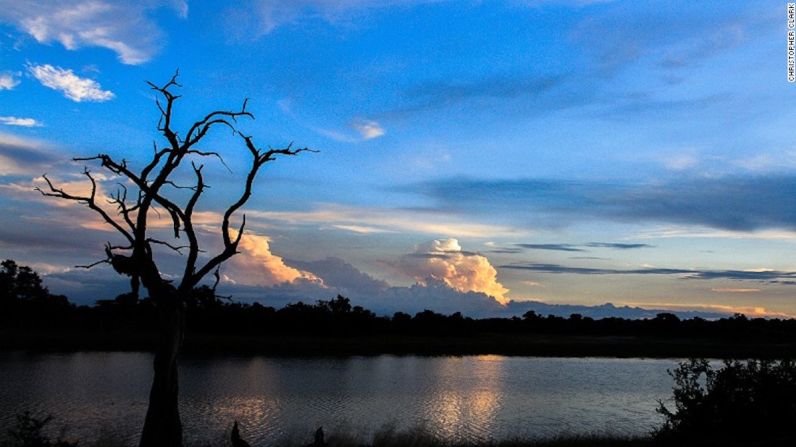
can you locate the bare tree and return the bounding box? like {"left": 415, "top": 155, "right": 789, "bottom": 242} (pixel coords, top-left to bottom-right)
{"left": 37, "top": 72, "right": 314, "bottom": 447}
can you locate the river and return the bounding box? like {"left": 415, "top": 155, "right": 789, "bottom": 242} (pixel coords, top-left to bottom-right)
{"left": 0, "top": 352, "right": 678, "bottom": 445}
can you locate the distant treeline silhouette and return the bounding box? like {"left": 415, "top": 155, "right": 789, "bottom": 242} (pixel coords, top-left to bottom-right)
{"left": 3, "top": 258, "right": 796, "bottom": 343}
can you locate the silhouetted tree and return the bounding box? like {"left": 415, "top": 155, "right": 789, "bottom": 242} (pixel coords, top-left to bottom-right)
{"left": 36, "top": 73, "right": 313, "bottom": 447}
{"left": 0, "top": 259, "right": 48, "bottom": 302}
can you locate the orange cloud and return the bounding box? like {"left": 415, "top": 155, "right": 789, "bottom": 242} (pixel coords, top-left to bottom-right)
{"left": 621, "top": 301, "right": 794, "bottom": 319}
{"left": 226, "top": 232, "right": 320, "bottom": 286}
{"left": 401, "top": 238, "right": 510, "bottom": 305}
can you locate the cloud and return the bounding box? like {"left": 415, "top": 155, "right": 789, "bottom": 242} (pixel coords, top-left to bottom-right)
{"left": 0, "top": 73, "right": 20, "bottom": 90}
{"left": 289, "top": 257, "right": 389, "bottom": 296}
{"left": 226, "top": 0, "right": 437, "bottom": 37}
{"left": 29, "top": 64, "right": 114, "bottom": 102}
{"left": 351, "top": 118, "right": 385, "bottom": 140}
{"left": 0, "top": 0, "right": 186, "bottom": 64}
{"left": 0, "top": 116, "right": 43, "bottom": 127}
{"left": 398, "top": 238, "right": 510, "bottom": 304}
{"left": 0, "top": 132, "right": 57, "bottom": 175}
{"left": 34, "top": 248, "right": 790, "bottom": 319}
{"left": 406, "top": 174, "right": 796, "bottom": 232}
{"left": 711, "top": 288, "right": 760, "bottom": 293}
{"left": 225, "top": 232, "right": 321, "bottom": 287}
{"left": 501, "top": 262, "right": 796, "bottom": 283}
{"left": 389, "top": 73, "right": 570, "bottom": 118}
{"left": 279, "top": 97, "right": 386, "bottom": 143}
{"left": 584, "top": 242, "right": 653, "bottom": 249}
{"left": 516, "top": 243, "right": 585, "bottom": 252}
{"left": 250, "top": 204, "right": 518, "bottom": 237}
{"left": 618, "top": 301, "right": 792, "bottom": 319}
{"left": 510, "top": 242, "right": 652, "bottom": 252}
{"left": 569, "top": 1, "right": 774, "bottom": 73}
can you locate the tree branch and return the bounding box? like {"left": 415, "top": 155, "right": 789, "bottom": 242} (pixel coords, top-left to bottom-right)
{"left": 36, "top": 170, "right": 134, "bottom": 243}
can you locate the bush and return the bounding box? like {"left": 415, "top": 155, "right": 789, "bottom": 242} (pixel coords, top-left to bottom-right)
{"left": 656, "top": 358, "right": 796, "bottom": 444}
{"left": 1, "top": 412, "right": 77, "bottom": 447}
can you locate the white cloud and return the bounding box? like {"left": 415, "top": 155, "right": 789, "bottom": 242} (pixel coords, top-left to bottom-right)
{"left": 399, "top": 238, "right": 510, "bottom": 304}
{"left": 228, "top": 0, "right": 437, "bottom": 37}
{"left": 0, "top": 73, "right": 20, "bottom": 90}
{"left": 29, "top": 64, "right": 114, "bottom": 102}
{"left": 0, "top": 0, "right": 186, "bottom": 64}
{"left": 663, "top": 153, "right": 699, "bottom": 171}
{"left": 226, "top": 232, "right": 322, "bottom": 287}
{"left": 249, "top": 203, "right": 518, "bottom": 238}
{"left": 351, "top": 118, "right": 385, "bottom": 140}
{"left": 0, "top": 116, "right": 43, "bottom": 127}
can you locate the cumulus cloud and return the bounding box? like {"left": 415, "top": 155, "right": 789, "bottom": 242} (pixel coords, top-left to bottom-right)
{"left": 399, "top": 238, "right": 510, "bottom": 304}
{"left": 0, "top": 73, "right": 20, "bottom": 90}
{"left": 0, "top": 0, "right": 186, "bottom": 64}
{"left": 0, "top": 116, "right": 43, "bottom": 127}
{"left": 225, "top": 232, "right": 321, "bottom": 287}
{"left": 289, "top": 257, "right": 389, "bottom": 296}
{"left": 29, "top": 64, "right": 114, "bottom": 102}
{"left": 351, "top": 118, "right": 385, "bottom": 140}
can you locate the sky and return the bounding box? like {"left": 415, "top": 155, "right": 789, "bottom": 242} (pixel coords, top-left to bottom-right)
{"left": 2, "top": 0, "right": 796, "bottom": 318}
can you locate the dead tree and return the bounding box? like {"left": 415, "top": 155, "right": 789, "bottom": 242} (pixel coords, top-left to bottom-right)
{"left": 36, "top": 72, "right": 314, "bottom": 447}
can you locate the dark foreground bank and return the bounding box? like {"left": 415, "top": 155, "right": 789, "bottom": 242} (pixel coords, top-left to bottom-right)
{"left": 2, "top": 415, "right": 793, "bottom": 447}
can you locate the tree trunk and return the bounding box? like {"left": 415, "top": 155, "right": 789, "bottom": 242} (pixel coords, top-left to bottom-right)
{"left": 139, "top": 293, "right": 185, "bottom": 447}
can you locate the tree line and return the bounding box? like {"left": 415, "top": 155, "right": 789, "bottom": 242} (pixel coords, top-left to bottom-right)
{"left": 3, "top": 258, "right": 796, "bottom": 342}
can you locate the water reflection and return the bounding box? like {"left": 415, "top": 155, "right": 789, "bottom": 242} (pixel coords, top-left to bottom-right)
{"left": 0, "top": 354, "right": 676, "bottom": 445}
{"left": 423, "top": 356, "right": 504, "bottom": 442}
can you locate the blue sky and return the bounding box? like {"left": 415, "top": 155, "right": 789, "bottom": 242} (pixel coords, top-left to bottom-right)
{"left": 2, "top": 0, "right": 796, "bottom": 317}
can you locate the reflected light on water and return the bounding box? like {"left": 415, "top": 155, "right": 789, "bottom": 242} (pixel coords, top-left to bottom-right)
{"left": 0, "top": 353, "right": 677, "bottom": 446}
{"left": 423, "top": 356, "right": 504, "bottom": 442}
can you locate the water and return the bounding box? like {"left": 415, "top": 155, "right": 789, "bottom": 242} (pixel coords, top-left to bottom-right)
{"left": 0, "top": 352, "right": 678, "bottom": 445}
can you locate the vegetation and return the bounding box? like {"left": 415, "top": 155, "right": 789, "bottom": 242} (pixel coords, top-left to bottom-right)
{"left": 1, "top": 412, "right": 76, "bottom": 447}
{"left": 656, "top": 358, "right": 796, "bottom": 445}
{"left": 5, "top": 259, "right": 796, "bottom": 358}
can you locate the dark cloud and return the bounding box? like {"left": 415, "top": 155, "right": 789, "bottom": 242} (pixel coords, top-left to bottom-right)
{"left": 585, "top": 242, "right": 654, "bottom": 249}
{"left": 516, "top": 243, "right": 585, "bottom": 252}
{"left": 501, "top": 262, "right": 796, "bottom": 282}
{"left": 405, "top": 175, "right": 796, "bottom": 231}
{"left": 487, "top": 247, "right": 523, "bottom": 254}
{"left": 406, "top": 73, "right": 566, "bottom": 107}
{"left": 0, "top": 138, "right": 56, "bottom": 168}
{"left": 380, "top": 72, "right": 597, "bottom": 121}
{"left": 44, "top": 268, "right": 131, "bottom": 303}
{"left": 513, "top": 242, "right": 653, "bottom": 252}
{"left": 288, "top": 257, "right": 389, "bottom": 297}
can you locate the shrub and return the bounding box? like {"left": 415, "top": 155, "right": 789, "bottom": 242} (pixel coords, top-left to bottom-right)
{"left": 1, "top": 412, "right": 77, "bottom": 447}
{"left": 656, "top": 358, "right": 796, "bottom": 444}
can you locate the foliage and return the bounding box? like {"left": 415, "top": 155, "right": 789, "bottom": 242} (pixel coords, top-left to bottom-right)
{"left": 0, "top": 260, "right": 50, "bottom": 302}
{"left": 656, "top": 358, "right": 796, "bottom": 443}
{"left": 1, "top": 412, "right": 77, "bottom": 447}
